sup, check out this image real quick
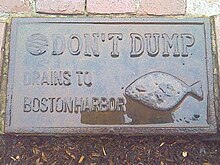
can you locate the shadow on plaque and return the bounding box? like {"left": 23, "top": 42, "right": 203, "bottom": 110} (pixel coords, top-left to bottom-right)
{"left": 81, "top": 95, "right": 174, "bottom": 125}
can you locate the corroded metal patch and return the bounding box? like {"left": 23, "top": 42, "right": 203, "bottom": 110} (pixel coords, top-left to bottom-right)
{"left": 5, "top": 18, "right": 216, "bottom": 134}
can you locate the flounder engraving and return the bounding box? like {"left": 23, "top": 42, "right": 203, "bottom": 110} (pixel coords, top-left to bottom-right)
{"left": 125, "top": 71, "right": 203, "bottom": 111}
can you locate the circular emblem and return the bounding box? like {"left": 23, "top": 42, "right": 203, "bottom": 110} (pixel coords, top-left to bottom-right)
{"left": 26, "top": 33, "right": 48, "bottom": 56}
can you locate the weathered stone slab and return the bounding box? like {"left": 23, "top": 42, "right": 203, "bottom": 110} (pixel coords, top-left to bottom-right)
{"left": 5, "top": 18, "right": 216, "bottom": 134}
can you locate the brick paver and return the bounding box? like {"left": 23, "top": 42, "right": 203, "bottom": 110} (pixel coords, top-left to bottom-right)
{"left": 36, "top": 0, "right": 85, "bottom": 14}
{"left": 87, "top": 0, "right": 135, "bottom": 14}
{"left": 0, "top": 0, "right": 30, "bottom": 13}
{"left": 138, "top": 0, "right": 186, "bottom": 15}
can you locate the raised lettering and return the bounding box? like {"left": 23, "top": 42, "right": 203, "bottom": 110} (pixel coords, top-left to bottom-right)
{"left": 63, "top": 71, "right": 72, "bottom": 86}
{"left": 162, "top": 33, "right": 180, "bottom": 57}
{"left": 68, "top": 34, "right": 82, "bottom": 55}
{"left": 41, "top": 98, "right": 48, "bottom": 112}
{"left": 76, "top": 71, "right": 83, "bottom": 86}
{"left": 50, "top": 98, "right": 56, "bottom": 112}
{"left": 52, "top": 34, "right": 65, "bottom": 55}
{"left": 32, "top": 71, "right": 41, "bottom": 85}
{"left": 84, "top": 71, "right": 92, "bottom": 87}
{"left": 74, "top": 97, "right": 83, "bottom": 114}
{"left": 33, "top": 98, "right": 40, "bottom": 112}
{"left": 108, "top": 33, "right": 123, "bottom": 58}
{"left": 23, "top": 72, "right": 31, "bottom": 86}
{"left": 181, "top": 33, "right": 195, "bottom": 57}
{"left": 83, "top": 97, "right": 90, "bottom": 112}
{"left": 117, "top": 97, "right": 126, "bottom": 112}
{"left": 145, "top": 33, "right": 160, "bottom": 57}
{"left": 84, "top": 33, "right": 99, "bottom": 57}
{"left": 41, "top": 71, "right": 49, "bottom": 85}
{"left": 100, "top": 97, "right": 108, "bottom": 111}
{"left": 63, "top": 97, "right": 73, "bottom": 113}
{"left": 130, "top": 33, "right": 144, "bottom": 57}
{"left": 56, "top": 98, "right": 63, "bottom": 112}
{"left": 92, "top": 97, "right": 100, "bottom": 112}
{"left": 24, "top": 97, "right": 31, "bottom": 112}
{"left": 109, "top": 98, "right": 116, "bottom": 111}
{"left": 53, "top": 71, "right": 63, "bottom": 86}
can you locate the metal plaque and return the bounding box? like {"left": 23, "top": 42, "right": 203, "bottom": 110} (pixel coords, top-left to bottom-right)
{"left": 5, "top": 18, "right": 216, "bottom": 134}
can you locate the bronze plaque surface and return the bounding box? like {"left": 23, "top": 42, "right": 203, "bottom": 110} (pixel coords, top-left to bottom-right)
{"left": 5, "top": 18, "right": 216, "bottom": 134}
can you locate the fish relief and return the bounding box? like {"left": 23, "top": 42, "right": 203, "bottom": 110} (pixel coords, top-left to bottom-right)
{"left": 125, "top": 71, "right": 203, "bottom": 111}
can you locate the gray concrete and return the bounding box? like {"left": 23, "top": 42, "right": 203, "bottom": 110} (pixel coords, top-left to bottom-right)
{"left": 187, "top": 0, "right": 220, "bottom": 16}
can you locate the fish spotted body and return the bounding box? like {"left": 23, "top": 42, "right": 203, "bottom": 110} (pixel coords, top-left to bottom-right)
{"left": 125, "top": 71, "right": 203, "bottom": 111}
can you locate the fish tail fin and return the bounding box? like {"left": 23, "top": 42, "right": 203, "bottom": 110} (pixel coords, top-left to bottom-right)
{"left": 190, "top": 81, "right": 203, "bottom": 101}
